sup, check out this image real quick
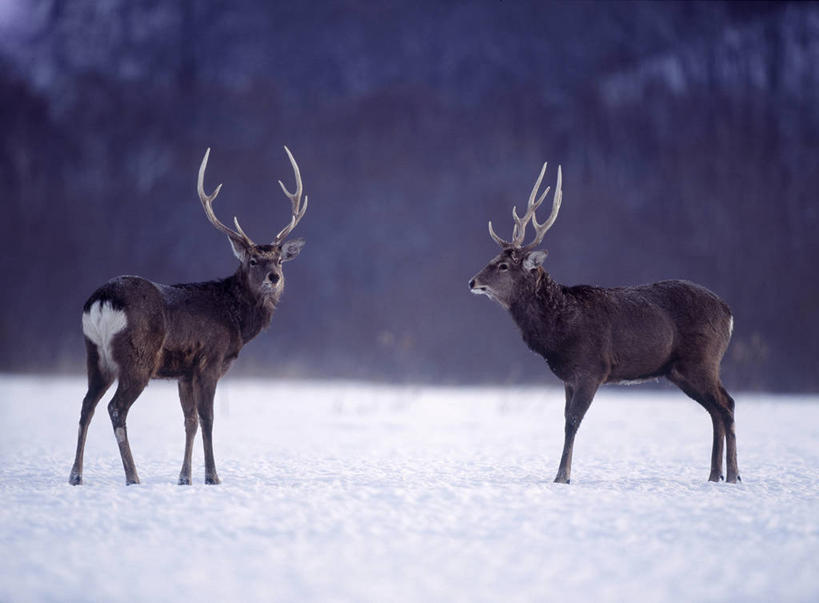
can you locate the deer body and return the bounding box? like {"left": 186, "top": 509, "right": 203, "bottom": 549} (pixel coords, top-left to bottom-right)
{"left": 85, "top": 273, "right": 273, "bottom": 381}
{"left": 70, "top": 148, "right": 307, "bottom": 486}
{"left": 511, "top": 276, "right": 732, "bottom": 384}
{"left": 470, "top": 163, "right": 739, "bottom": 484}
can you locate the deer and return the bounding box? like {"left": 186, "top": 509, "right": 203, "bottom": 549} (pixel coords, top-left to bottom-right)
{"left": 469, "top": 162, "right": 739, "bottom": 484}
{"left": 69, "top": 146, "right": 308, "bottom": 486}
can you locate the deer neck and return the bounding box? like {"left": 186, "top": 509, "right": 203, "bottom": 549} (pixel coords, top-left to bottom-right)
{"left": 226, "top": 271, "right": 276, "bottom": 344}
{"left": 509, "top": 269, "right": 567, "bottom": 359}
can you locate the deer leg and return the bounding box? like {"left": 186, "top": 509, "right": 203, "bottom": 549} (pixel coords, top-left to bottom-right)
{"left": 562, "top": 383, "right": 574, "bottom": 419}
{"left": 718, "top": 384, "right": 740, "bottom": 483}
{"left": 668, "top": 366, "right": 727, "bottom": 482}
{"left": 177, "top": 379, "right": 199, "bottom": 485}
{"left": 194, "top": 374, "right": 220, "bottom": 485}
{"left": 554, "top": 380, "right": 598, "bottom": 484}
{"left": 69, "top": 345, "right": 114, "bottom": 485}
{"left": 705, "top": 408, "right": 726, "bottom": 482}
{"left": 107, "top": 377, "right": 148, "bottom": 485}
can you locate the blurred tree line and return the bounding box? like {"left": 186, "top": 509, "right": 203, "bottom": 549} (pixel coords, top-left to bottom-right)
{"left": 1, "top": 0, "right": 817, "bottom": 391}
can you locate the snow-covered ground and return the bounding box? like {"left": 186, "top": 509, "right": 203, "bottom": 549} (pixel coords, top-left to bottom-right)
{"left": 1, "top": 376, "right": 817, "bottom": 602}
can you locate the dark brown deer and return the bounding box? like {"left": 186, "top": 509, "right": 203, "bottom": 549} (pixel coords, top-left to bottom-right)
{"left": 469, "top": 163, "right": 739, "bottom": 484}
{"left": 69, "top": 147, "right": 308, "bottom": 486}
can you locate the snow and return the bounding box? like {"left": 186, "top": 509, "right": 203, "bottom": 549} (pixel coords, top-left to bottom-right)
{"left": 1, "top": 376, "right": 818, "bottom": 602}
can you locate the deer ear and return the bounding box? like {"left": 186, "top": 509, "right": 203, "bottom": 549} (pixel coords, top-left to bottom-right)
{"left": 227, "top": 234, "right": 251, "bottom": 262}
{"left": 523, "top": 250, "right": 548, "bottom": 272}
{"left": 280, "top": 238, "right": 305, "bottom": 262}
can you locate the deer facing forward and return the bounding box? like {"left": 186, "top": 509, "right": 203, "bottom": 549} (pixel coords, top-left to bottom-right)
{"left": 70, "top": 147, "right": 308, "bottom": 485}
{"left": 469, "top": 163, "right": 739, "bottom": 484}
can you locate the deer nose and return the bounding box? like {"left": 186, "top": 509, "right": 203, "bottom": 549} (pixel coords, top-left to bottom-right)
{"left": 268, "top": 272, "right": 280, "bottom": 284}
{"left": 469, "top": 278, "right": 476, "bottom": 289}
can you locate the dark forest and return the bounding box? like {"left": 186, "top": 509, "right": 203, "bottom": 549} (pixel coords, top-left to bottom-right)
{"left": 1, "top": 0, "right": 817, "bottom": 391}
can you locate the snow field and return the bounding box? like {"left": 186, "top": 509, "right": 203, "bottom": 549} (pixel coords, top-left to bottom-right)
{"left": 1, "top": 376, "right": 818, "bottom": 602}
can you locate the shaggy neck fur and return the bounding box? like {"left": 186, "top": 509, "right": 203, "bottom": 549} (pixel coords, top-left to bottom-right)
{"left": 508, "top": 268, "right": 569, "bottom": 359}
{"left": 175, "top": 272, "right": 276, "bottom": 345}
{"left": 230, "top": 270, "right": 277, "bottom": 343}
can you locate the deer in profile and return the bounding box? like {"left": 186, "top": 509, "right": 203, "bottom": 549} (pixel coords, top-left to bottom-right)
{"left": 469, "top": 163, "right": 739, "bottom": 484}
{"left": 69, "top": 147, "right": 308, "bottom": 485}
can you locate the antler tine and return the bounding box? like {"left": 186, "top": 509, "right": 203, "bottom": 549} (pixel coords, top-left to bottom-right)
{"left": 278, "top": 146, "right": 302, "bottom": 209}
{"left": 198, "top": 148, "right": 255, "bottom": 245}
{"left": 488, "top": 220, "right": 508, "bottom": 246}
{"left": 233, "top": 216, "right": 253, "bottom": 242}
{"left": 523, "top": 165, "right": 562, "bottom": 251}
{"left": 273, "top": 146, "right": 308, "bottom": 244}
{"left": 513, "top": 162, "right": 550, "bottom": 245}
{"left": 527, "top": 162, "right": 549, "bottom": 211}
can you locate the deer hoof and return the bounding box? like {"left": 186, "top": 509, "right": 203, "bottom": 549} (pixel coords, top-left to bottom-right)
{"left": 205, "top": 475, "right": 221, "bottom": 485}
{"left": 69, "top": 473, "right": 82, "bottom": 486}
{"left": 178, "top": 476, "right": 192, "bottom": 486}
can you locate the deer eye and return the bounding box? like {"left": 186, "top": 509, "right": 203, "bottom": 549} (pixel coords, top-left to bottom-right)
{"left": 498, "top": 263, "right": 509, "bottom": 271}
{"left": 248, "top": 258, "right": 258, "bottom": 266}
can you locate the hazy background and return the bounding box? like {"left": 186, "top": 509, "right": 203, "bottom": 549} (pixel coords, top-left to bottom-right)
{"left": 1, "top": 0, "right": 816, "bottom": 391}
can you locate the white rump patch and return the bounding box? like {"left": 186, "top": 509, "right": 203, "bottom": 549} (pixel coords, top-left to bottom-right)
{"left": 82, "top": 300, "right": 127, "bottom": 375}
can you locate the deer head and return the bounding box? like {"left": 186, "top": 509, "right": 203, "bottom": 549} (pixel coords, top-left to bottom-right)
{"left": 197, "top": 147, "right": 307, "bottom": 307}
{"left": 469, "top": 162, "right": 562, "bottom": 308}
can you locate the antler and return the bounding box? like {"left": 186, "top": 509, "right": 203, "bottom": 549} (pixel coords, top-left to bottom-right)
{"left": 488, "top": 162, "right": 562, "bottom": 250}
{"left": 198, "top": 147, "right": 309, "bottom": 248}
{"left": 273, "top": 146, "right": 308, "bottom": 245}
{"left": 198, "top": 148, "right": 256, "bottom": 246}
